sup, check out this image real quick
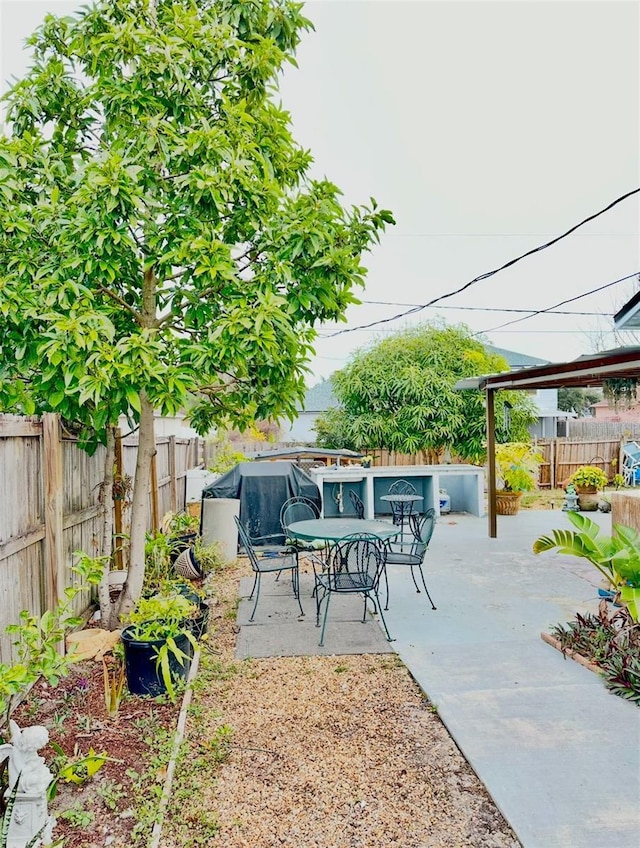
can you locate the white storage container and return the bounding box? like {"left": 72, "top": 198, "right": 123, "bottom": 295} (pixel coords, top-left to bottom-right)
{"left": 201, "top": 497, "right": 240, "bottom": 562}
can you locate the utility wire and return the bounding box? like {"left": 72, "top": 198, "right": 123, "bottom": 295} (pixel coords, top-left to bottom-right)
{"left": 319, "top": 270, "right": 640, "bottom": 336}
{"left": 326, "top": 185, "right": 640, "bottom": 337}
{"left": 476, "top": 271, "right": 640, "bottom": 335}
{"left": 362, "top": 300, "right": 606, "bottom": 316}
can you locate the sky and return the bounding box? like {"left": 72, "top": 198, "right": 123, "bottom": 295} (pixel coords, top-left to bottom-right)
{"left": 2, "top": 0, "right": 639, "bottom": 386}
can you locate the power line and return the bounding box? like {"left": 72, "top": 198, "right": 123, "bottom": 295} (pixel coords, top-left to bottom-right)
{"left": 326, "top": 185, "right": 640, "bottom": 337}
{"left": 318, "top": 269, "right": 640, "bottom": 336}
{"left": 362, "top": 300, "right": 605, "bottom": 316}
{"left": 475, "top": 271, "right": 640, "bottom": 335}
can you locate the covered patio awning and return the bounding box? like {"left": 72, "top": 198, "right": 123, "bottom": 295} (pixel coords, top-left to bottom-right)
{"left": 455, "top": 346, "right": 640, "bottom": 537}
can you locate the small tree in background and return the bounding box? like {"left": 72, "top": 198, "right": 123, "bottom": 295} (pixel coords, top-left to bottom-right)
{"left": 314, "top": 322, "right": 536, "bottom": 462}
{"left": 558, "top": 388, "right": 602, "bottom": 417}
{"left": 0, "top": 0, "right": 393, "bottom": 618}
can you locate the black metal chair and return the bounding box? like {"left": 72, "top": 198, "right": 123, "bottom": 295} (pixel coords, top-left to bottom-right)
{"left": 388, "top": 479, "right": 418, "bottom": 526}
{"left": 279, "top": 496, "right": 325, "bottom": 565}
{"left": 348, "top": 490, "right": 365, "bottom": 519}
{"left": 313, "top": 533, "right": 392, "bottom": 646}
{"left": 235, "top": 516, "right": 304, "bottom": 622}
{"left": 381, "top": 508, "right": 437, "bottom": 611}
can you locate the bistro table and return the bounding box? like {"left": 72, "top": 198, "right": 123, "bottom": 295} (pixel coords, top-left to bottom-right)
{"left": 287, "top": 517, "right": 399, "bottom": 544}
{"left": 380, "top": 493, "right": 423, "bottom": 550}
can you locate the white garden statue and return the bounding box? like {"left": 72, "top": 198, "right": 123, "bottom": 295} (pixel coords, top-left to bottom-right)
{"left": 0, "top": 720, "right": 56, "bottom": 847}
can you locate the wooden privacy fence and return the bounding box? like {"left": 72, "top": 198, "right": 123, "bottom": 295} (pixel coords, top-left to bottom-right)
{"left": 534, "top": 438, "right": 623, "bottom": 488}
{"left": 0, "top": 414, "right": 202, "bottom": 664}
{"left": 567, "top": 420, "right": 640, "bottom": 441}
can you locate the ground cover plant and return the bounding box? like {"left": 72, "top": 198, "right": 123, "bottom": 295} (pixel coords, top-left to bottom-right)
{"left": 550, "top": 601, "right": 640, "bottom": 705}
{"left": 9, "top": 656, "right": 181, "bottom": 847}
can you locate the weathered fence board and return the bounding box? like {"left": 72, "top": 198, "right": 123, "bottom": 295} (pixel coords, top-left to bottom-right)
{"left": 0, "top": 415, "right": 202, "bottom": 664}
{"left": 568, "top": 420, "right": 640, "bottom": 440}
{"left": 534, "top": 438, "right": 621, "bottom": 488}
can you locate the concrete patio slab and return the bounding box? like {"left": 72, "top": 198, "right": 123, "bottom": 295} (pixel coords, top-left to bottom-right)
{"left": 235, "top": 573, "right": 394, "bottom": 658}
{"left": 385, "top": 510, "right": 640, "bottom": 848}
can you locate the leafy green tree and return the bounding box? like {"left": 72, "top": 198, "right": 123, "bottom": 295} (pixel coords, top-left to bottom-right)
{"left": 314, "top": 323, "right": 536, "bottom": 462}
{"left": 557, "top": 387, "right": 602, "bottom": 417}
{"left": 0, "top": 0, "right": 392, "bottom": 616}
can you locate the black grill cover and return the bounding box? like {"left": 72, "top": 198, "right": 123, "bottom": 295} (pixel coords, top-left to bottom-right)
{"left": 202, "top": 461, "right": 321, "bottom": 545}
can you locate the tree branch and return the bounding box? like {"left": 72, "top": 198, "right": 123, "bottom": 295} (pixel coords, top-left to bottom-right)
{"left": 96, "top": 285, "right": 141, "bottom": 322}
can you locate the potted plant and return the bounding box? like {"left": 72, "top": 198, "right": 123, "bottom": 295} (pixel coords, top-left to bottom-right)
{"left": 494, "top": 442, "right": 543, "bottom": 515}
{"left": 567, "top": 465, "right": 608, "bottom": 511}
{"left": 162, "top": 511, "right": 201, "bottom": 565}
{"left": 533, "top": 512, "right": 640, "bottom": 620}
{"left": 120, "top": 593, "right": 198, "bottom": 701}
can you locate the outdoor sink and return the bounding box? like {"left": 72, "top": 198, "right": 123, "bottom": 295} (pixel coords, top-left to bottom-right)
{"left": 325, "top": 474, "right": 364, "bottom": 483}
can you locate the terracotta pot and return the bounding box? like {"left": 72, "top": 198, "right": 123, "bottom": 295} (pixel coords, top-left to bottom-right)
{"left": 576, "top": 488, "right": 600, "bottom": 511}
{"left": 495, "top": 491, "right": 522, "bottom": 515}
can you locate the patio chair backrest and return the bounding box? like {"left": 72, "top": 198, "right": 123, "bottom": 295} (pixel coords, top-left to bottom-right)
{"left": 623, "top": 441, "right": 640, "bottom": 463}
{"left": 349, "top": 490, "right": 365, "bottom": 519}
{"left": 234, "top": 515, "right": 261, "bottom": 573}
{"left": 389, "top": 479, "right": 417, "bottom": 496}
{"left": 327, "top": 533, "right": 384, "bottom": 588}
{"left": 408, "top": 508, "right": 436, "bottom": 561}
{"left": 280, "top": 496, "right": 320, "bottom": 534}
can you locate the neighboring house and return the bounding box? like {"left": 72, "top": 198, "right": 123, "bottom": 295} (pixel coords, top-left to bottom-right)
{"left": 282, "top": 345, "right": 571, "bottom": 445}
{"left": 118, "top": 411, "right": 202, "bottom": 440}
{"left": 281, "top": 380, "right": 337, "bottom": 443}
{"left": 588, "top": 399, "right": 640, "bottom": 423}
{"left": 484, "top": 346, "right": 574, "bottom": 438}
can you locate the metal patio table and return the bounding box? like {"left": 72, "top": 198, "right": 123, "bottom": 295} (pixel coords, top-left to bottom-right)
{"left": 287, "top": 518, "right": 399, "bottom": 544}
{"left": 380, "top": 493, "right": 423, "bottom": 550}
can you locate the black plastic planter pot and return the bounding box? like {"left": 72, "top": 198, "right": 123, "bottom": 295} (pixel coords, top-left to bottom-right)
{"left": 121, "top": 625, "right": 194, "bottom": 697}
{"left": 189, "top": 602, "right": 210, "bottom": 641}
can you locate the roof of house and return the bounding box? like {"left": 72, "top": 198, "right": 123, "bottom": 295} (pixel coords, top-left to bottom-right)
{"left": 455, "top": 346, "right": 640, "bottom": 392}
{"left": 484, "top": 345, "right": 549, "bottom": 369}
{"left": 299, "top": 380, "right": 338, "bottom": 412}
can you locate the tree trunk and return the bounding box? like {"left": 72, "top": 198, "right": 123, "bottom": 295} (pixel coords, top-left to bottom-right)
{"left": 97, "top": 426, "right": 116, "bottom": 628}
{"left": 117, "top": 391, "right": 156, "bottom": 619}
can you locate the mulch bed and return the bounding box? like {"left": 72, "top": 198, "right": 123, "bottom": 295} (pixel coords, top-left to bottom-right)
{"left": 11, "top": 657, "right": 180, "bottom": 848}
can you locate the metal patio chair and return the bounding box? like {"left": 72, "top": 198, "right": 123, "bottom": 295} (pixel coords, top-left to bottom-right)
{"left": 348, "top": 490, "right": 365, "bottom": 519}
{"left": 235, "top": 516, "right": 304, "bottom": 622}
{"left": 381, "top": 508, "right": 437, "bottom": 611}
{"left": 280, "top": 496, "right": 326, "bottom": 565}
{"left": 621, "top": 441, "right": 640, "bottom": 487}
{"left": 313, "top": 533, "right": 392, "bottom": 647}
{"left": 388, "top": 479, "right": 418, "bottom": 526}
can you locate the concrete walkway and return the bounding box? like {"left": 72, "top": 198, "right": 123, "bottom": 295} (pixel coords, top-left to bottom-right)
{"left": 384, "top": 510, "right": 640, "bottom": 848}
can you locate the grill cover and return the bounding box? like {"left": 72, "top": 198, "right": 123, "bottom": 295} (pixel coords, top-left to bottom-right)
{"left": 202, "top": 461, "right": 321, "bottom": 544}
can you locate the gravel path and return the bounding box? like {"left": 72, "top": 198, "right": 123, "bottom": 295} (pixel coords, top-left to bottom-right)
{"left": 161, "top": 561, "right": 522, "bottom": 848}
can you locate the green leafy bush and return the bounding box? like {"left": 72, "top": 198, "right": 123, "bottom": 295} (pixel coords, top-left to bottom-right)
{"left": 568, "top": 465, "right": 608, "bottom": 490}
{"left": 495, "top": 442, "right": 543, "bottom": 493}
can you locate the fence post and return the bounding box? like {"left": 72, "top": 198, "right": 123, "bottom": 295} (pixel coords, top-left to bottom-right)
{"left": 169, "top": 436, "right": 177, "bottom": 513}
{"left": 42, "top": 413, "right": 64, "bottom": 612}
{"left": 551, "top": 439, "right": 556, "bottom": 489}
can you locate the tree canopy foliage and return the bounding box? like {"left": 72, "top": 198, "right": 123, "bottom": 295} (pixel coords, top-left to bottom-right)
{"left": 0, "top": 0, "right": 392, "bottom": 611}
{"left": 557, "top": 387, "right": 602, "bottom": 417}
{"left": 314, "top": 323, "right": 537, "bottom": 462}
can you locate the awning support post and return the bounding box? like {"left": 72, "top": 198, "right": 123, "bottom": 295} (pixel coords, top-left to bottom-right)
{"left": 486, "top": 388, "right": 497, "bottom": 538}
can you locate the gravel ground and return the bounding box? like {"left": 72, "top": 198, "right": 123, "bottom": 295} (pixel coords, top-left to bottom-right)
{"left": 161, "top": 560, "right": 522, "bottom": 848}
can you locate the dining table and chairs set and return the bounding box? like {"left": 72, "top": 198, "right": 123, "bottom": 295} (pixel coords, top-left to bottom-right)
{"left": 234, "top": 479, "right": 437, "bottom": 647}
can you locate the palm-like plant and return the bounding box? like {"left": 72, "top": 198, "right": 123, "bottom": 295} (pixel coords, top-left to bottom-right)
{"left": 533, "top": 512, "right": 640, "bottom": 619}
